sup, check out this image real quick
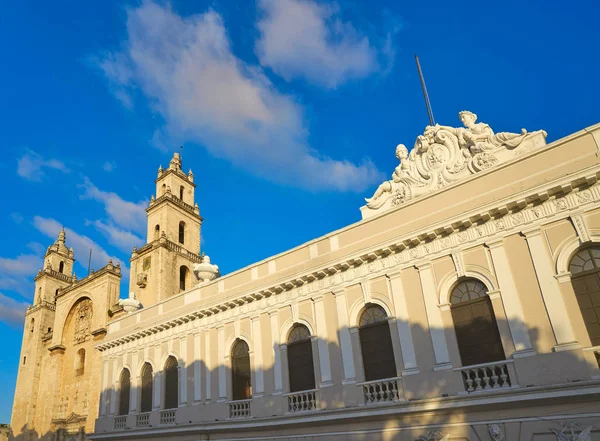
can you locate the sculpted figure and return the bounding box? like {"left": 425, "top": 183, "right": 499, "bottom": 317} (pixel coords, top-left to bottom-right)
{"left": 362, "top": 110, "right": 547, "bottom": 217}
{"left": 431, "top": 111, "right": 536, "bottom": 153}
{"left": 365, "top": 144, "right": 411, "bottom": 207}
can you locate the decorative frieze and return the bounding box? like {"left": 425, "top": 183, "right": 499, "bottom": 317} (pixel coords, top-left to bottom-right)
{"left": 97, "top": 173, "right": 600, "bottom": 352}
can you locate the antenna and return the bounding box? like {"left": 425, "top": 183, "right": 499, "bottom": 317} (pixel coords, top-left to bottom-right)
{"left": 415, "top": 55, "right": 436, "bottom": 126}
{"left": 87, "top": 248, "right": 92, "bottom": 276}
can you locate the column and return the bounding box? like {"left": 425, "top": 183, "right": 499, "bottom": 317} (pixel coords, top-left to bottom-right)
{"left": 251, "top": 316, "right": 264, "bottom": 396}
{"left": 523, "top": 227, "right": 579, "bottom": 350}
{"left": 387, "top": 271, "right": 419, "bottom": 374}
{"left": 193, "top": 332, "right": 202, "bottom": 402}
{"left": 99, "top": 359, "right": 109, "bottom": 416}
{"left": 217, "top": 327, "right": 227, "bottom": 401}
{"left": 205, "top": 331, "right": 211, "bottom": 402}
{"left": 416, "top": 263, "right": 452, "bottom": 369}
{"left": 179, "top": 336, "right": 187, "bottom": 406}
{"left": 487, "top": 239, "right": 536, "bottom": 356}
{"left": 153, "top": 345, "right": 162, "bottom": 410}
{"left": 313, "top": 295, "right": 333, "bottom": 386}
{"left": 130, "top": 351, "right": 138, "bottom": 413}
{"left": 333, "top": 289, "right": 356, "bottom": 383}
{"left": 109, "top": 357, "right": 118, "bottom": 415}
{"left": 269, "top": 312, "right": 283, "bottom": 394}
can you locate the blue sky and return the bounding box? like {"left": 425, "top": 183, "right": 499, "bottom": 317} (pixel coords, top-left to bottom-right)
{"left": 0, "top": 0, "right": 598, "bottom": 423}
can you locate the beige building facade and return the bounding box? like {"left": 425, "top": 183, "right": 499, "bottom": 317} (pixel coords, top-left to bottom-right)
{"left": 11, "top": 113, "right": 600, "bottom": 441}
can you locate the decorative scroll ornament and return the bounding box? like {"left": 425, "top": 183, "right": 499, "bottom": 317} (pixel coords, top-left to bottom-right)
{"left": 73, "top": 299, "right": 93, "bottom": 344}
{"left": 551, "top": 422, "right": 594, "bottom": 441}
{"left": 419, "top": 431, "right": 450, "bottom": 441}
{"left": 362, "top": 111, "right": 547, "bottom": 218}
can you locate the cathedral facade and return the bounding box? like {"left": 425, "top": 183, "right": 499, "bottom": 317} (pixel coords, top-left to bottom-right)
{"left": 10, "top": 113, "right": 600, "bottom": 441}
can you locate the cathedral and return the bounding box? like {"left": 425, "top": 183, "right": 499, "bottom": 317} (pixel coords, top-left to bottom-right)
{"left": 9, "top": 112, "right": 600, "bottom": 441}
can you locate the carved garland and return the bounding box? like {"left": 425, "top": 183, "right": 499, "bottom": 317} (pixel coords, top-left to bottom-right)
{"left": 97, "top": 173, "right": 600, "bottom": 352}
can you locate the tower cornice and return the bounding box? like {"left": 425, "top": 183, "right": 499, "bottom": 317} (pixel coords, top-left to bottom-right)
{"left": 146, "top": 191, "right": 202, "bottom": 220}
{"left": 154, "top": 168, "right": 196, "bottom": 188}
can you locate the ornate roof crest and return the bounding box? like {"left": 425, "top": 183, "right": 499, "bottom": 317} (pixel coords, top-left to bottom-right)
{"left": 361, "top": 111, "right": 547, "bottom": 218}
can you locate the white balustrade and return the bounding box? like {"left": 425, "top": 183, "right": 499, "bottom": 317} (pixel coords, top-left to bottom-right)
{"left": 160, "top": 409, "right": 176, "bottom": 425}
{"left": 358, "top": 377, "right": 402, "bottom": 405}
{"left": 456, "top": 360, "right": 514, "bottom": 393}
{"left": 228, "top": 399, "right": 251, "bottom": 418}
{"left": 113, "top": 416, "right": 126, "bottom": 430}
{"left": 136, "top": 412, "right": 150, "bottom": 427}
{"left": 285, "top": 389, "right": 318, "bottom": 412}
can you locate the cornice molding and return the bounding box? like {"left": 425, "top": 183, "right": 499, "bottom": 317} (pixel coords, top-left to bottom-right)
{"left": 98, "top": 170, "right": 600, "bottom": 352}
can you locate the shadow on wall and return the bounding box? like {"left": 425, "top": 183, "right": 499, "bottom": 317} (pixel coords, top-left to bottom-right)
{"left": 8, "top": 315, "right": 600, "bottom": 441}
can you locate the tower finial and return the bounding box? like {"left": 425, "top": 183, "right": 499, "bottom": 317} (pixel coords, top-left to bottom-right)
{"left": 58, "top": 227, "right": 66, "bottom": 243}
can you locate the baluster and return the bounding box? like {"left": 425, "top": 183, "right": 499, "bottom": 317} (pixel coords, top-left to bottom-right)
{"left": 464, "top": 371, "right": 474, "bottom": 392}
{"left": 473, "top": 369, "right": 483, "bottom": 390}
{"left": 482, "top": 367, "right": 491, "bottom": 389}
{"left": 499, "top": 365, "right": 509, "bottom": 387}
{"left": 490, "top": 365, "right": 500, "bottom": 388}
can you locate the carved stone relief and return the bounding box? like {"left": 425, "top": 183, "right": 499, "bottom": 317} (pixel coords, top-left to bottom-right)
{"left": 73, "top": 299, "right": 93, "bottom": 345}
{"left": 551, "top": 422, "right": 594, "bottom": 441}
{"left": 363, "top": 110, "right": 547, "bottom": 218}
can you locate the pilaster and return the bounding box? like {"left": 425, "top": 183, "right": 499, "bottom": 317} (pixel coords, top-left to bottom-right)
{"left": 486, "top": 239, "right": 536, "bottom": 357}
{"left": 312, "top": 295, "right": 333, "bottom": 386}
{"left": 333, "top": 289, "right": 356, "bottom": 383}
{"left": 522, "top": 227, "right": 580, "bottom": 351}
{"left": 416, "top": 263, "right": 452, "bottom": 370}
{"left": 269, "top": 311, "right": 283, "bottom": 394}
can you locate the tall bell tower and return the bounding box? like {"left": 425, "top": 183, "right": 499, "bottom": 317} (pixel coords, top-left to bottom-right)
{"left": 129, "top": 152, "right": 203, "bottom": 307}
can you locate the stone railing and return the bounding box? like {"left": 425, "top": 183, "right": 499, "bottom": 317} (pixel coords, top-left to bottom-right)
{"left": 285, "top": 389, "right": 318, "bottom": 413}
{"left": 163, "top": 239, "right": 202, "bottom": 263}
{"left": 358, "top": 377, "right": 403, "bottom": 405}
{"left": 456, "top": 360, "right": 515, "bottom": 393}
{"left": 228, "top": 399, "right": 251, "bottom": 418}
{"left": 46, "top": 268, "right": 74, "bottom": 283}
{"left": 136, "top": 412, "right": 150, "bottom": 427}
{"left": 151, "top": 193, "right": 197, "bottom": 215}
{"left": 160, "top": 409, "right": 176, "bottom": 425}
{"left": 113, "top": 416, "right": 126, "bottom": 430}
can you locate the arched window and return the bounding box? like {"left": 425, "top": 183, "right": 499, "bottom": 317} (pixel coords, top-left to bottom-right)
{"left": 37, "top": 287, "right": 42, "bottom": 303}
{"left": 119, "top": 369, "right": 131, "bottom": 416}
{"left": 450, "top": 278, "right": 504, "bottom": 366}
{"left": 569, "top": 247, "right": 600, "bottom": 346}
{"left": 161, "top": 183, "right": 166, "bottom": 195}
{"left": 178, "top": 221, "right": 185, "bottom": 244}
{"left": 164, "top": 356, "right": 178, "bottom": 409}
{"left": 179, "top": 266, "right": 188, "bottom": 291}
{"left": 75, "top": 348, "right": 85, "bottom": 376}
{"left": 231, "top": 340, "right": 251, "bottom": 400}
{"left": 30, "top": 318, "right": 35, "bottom": 333}
{"left": 140, "top": 363, "right": 153, "bottom": 413}
{"left": 358, "top": 305, "right": 396, "bottom": 381}
{"left": 179, "top": 186, "right": 184, "bottom": 201}
{"left": 59, "top": 261, "right": 64, "bottom": 273}
{"left": 287, "top": 325, "right": 315, "bottom": 392}
{"left": 154, "top": 224, "right": 160, "bottom": 240}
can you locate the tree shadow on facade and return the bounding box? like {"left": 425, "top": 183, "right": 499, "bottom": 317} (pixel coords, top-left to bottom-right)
{"left": 23, "top": 314, "right": 597, "bottom": 441}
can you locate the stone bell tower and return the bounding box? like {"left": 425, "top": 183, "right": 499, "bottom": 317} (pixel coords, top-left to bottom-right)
{"left": 11, "top": 229, "right": 76, "bottom": 434}
{"left": 129, "top": 152, "right": 203, "bottom": 307}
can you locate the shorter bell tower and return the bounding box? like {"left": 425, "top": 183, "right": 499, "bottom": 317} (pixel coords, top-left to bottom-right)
{"left": 129, "top": 152, "right": 203, "bottom": 307}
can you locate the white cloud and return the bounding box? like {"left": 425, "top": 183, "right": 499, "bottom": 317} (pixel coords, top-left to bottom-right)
{"left": 256, "top": 0, "right": 392, "bottom": 88}
{"left": 33, "top": 216, "right": 127, "bottom": 276}
{"left": 0, "top": 254, "right": 41, "bottom": 276}
{"left": 86, "top": 219, "right": 143, "bottom": 253}
{"left": 102, "top": 161, "right": 117, "bottom": 172}
{"left": 0, "top": 293, "right": 29, "bottom": 327}
{"left": 27, "top": 242, "right": 46, "bottom": 255}
{"left": 95, "top": 1, "right": 383, "bottom": 192}
{"left": 80, "top": 177, "right": 147, "bottom": 235}
{"left": 17, "top": 149, "right": 70, "bottom": 181}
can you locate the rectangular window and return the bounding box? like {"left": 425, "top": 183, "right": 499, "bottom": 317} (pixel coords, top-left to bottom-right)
{"left": 23, "top": 356, "right": 26, "bottom": 365}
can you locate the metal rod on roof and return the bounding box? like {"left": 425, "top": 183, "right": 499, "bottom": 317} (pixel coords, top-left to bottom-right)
{"left": 415, "top": 55, "right": 436, "bottom": 126}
